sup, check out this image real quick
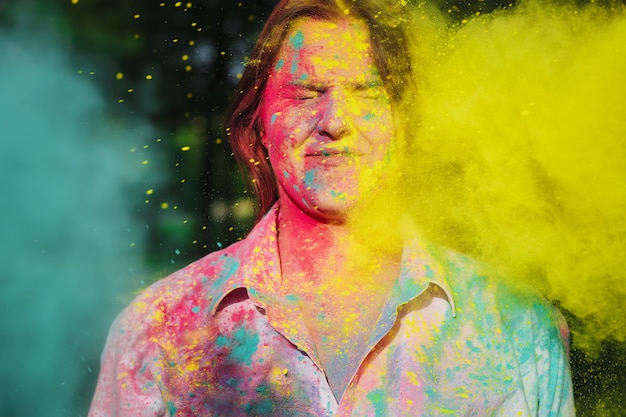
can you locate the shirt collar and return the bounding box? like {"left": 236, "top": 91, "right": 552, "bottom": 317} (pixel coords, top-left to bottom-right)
{"left": 207, "top": 204, "right": 282, "bottom": 314}
{"left": 396, "top": 231, "right": 457, "bottom": 317}
{"left": 208, "top": 205, "right": 457, "bottom": 317}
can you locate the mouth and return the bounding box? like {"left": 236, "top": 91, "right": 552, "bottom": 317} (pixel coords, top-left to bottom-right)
{"left": 305, "top": 147, "right": 358, "bottom": 157}
{"left": 304, "top": 148, "right": 360, "bottom": 168}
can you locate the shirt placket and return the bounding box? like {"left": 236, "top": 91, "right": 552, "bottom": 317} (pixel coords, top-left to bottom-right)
{"left": 336, "top": 242, "right": 454, "bottom": 415}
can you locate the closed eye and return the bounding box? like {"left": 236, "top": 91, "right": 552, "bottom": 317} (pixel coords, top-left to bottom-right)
{"left": 352, "top": 81, "right": 385, "bottom": 99}
{"left": 294, "top": 87, "right": 325, "bottom": 100}
{"left": 285, "top": 82, "right": 327, "bottom": 100}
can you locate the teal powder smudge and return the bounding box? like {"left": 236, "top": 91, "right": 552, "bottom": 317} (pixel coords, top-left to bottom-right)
{"left": 284, "top": 294, "right": 300, "bottom": 303}
{"left": 303, "top": 169, "right": 321, "bottom": 190}
{"left": 209, "top": 255, "right": 240, "bottom": 295}
{"left": 366, "top": 388, "right": 388, "bottom": 417}
{"left": 283, "top": 169, "right": 291, "bottom": 179}
{"left": 290, "top": 30, "right": 305, "bottom": 49}
{"left": 363, "top": 113, "right": 375, "bottom": 120}
{"left": 167, "top": 401, "right": 178, "bottom": 415}
{"left": 275, "top": 59, "right": 285, "bottom": 70}
{"left": 424, "top": 264, "right": 434, "bottom": 278}
{"left": 329, "top": 190, "right": 346, "bottom": 200}
{"left": 244, "top": 398, "right": 275, "bottom": 415}
{"left": 270, "top": 113, "right": 278, "bottom": 126}
{"left": 255, "top": 399, "right": 274, "bottom": 414}
{"left": 465, "top": 339, "right": 482, "bottom": 354}
{"left": 222, "top": 255, "right": 240, "bottom": 278}
{"left": 191, "top": 306, "right": 201, "bottom": 313}
{"left": 229, "top": 325, "right": 260, "bottom": 367}
{"left": 215, "top": 335, "right": 230, "bottom": 347}
{"left": 425, "top": 386, "right": 438, "bottom": 398}
{"left": 289, "top": 30, "right": 304, "bottom": 74}
{"left": 291, "top": 55, "right": 300, "bottom": 74}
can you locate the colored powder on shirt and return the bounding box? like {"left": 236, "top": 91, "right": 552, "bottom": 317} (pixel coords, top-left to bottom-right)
{"left": 366, "top": 388, "right": 388, "bottom": 417}
{"left": 209, "top": 255, "right": 240, "bottom": 292}
{"left": 229, "top": 325, "right": 260, "bottom": 367}
{"left": 347, "top": 0, "right": 626, "bottom": 355}
{"left": 167, "top": 401, "right": 178, "bottom": 415}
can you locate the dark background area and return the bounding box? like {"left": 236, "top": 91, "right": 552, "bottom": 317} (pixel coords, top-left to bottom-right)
{"left": 0, "top": 0, "right": 623, "bottom": 415}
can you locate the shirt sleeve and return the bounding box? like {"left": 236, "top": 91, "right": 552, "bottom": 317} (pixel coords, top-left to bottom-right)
{"left": 534, "top": 307, "right": 576, "bottom": 417}
{"left": 88, "top": 304, "right": 166, "bottom": 417}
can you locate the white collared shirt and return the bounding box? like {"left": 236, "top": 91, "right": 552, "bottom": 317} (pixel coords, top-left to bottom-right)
{"left": 89, "top": 206, "right": 575, "bottom": 416}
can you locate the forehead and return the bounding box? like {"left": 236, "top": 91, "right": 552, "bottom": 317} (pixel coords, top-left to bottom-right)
{"left": 272, "top": 18, "right": 377, "bottom": 81}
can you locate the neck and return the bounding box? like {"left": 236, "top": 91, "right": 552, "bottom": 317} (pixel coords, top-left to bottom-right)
{"left": 277, "top": 196, "right": 349, "bottom": 278}
{"left": 276, "top": 195, "right": 401, "bottom": 297}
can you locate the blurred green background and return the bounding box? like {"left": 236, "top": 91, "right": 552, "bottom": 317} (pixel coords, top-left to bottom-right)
{"left": 0, "top": 0, "right": 623, "bottom": 416}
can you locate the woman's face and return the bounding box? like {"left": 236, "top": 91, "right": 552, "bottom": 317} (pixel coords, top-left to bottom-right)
{"left": 261, "top": 18, "right": 395, "bottom": 222}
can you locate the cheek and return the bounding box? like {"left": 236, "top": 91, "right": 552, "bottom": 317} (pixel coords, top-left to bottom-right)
{"left": 359, "top": 108, "right": 395, "bottom": 144}
{"left": 273, "top": 158, "right": 304, "bottom": 196}
{"left": 266, "top": 107, "right": 320, "bottom": 148}
{"left": 346, "top": 97, "right": 392, "bottom": 130}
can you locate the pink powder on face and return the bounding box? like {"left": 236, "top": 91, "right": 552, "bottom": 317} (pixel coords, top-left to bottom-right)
{"left": 260, "top": 18, "right": 395, "bottom": 223}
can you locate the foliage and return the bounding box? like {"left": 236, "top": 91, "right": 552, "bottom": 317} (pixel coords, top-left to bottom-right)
{"left": 57, "top": 0, "right": 277, "bottom": 273}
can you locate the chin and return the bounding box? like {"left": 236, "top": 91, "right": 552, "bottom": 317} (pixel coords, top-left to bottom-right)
{"left": 306, "top": 194, "right": 359, "bottom": 224}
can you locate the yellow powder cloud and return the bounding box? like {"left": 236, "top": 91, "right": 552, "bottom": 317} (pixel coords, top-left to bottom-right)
{"left": 352, "top": 0, "right": 626, "bottom": 352}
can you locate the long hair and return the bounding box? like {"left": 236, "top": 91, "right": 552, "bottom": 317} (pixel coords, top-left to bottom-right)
{"left": 226, "top": 0, "right": 413, "bottom": 221}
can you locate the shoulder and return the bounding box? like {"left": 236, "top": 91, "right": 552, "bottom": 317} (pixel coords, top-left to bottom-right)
{"left": 435, "top": 247, "right": 574, "bottom": 413}
{"left": 109, "top": 208, "right": 279, "bottom": 349}
{"left": 433, "top": 244, "right": 569, "bottom": 346}
{"left": 89, "top": 244, "right": 249, "bottom": 417}
{"left": 115, "top": 241, "right": 246, "bottom": 338}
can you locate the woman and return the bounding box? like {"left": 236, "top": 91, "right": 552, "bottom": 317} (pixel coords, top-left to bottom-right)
{"left": 89, "top": 0, "right": 575, "bottom": 415}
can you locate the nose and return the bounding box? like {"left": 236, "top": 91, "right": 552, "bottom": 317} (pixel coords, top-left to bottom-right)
{"left": 316, "top": 90, "right": 353, "bottom": 140}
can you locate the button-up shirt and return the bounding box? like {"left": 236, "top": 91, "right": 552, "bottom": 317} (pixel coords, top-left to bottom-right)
{"left": 89, "top": 206, "right": 575, "bottom": 416}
